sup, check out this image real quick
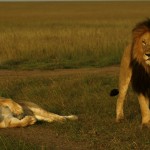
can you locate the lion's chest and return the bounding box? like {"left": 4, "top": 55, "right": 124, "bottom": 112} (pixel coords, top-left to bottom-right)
{"left": 131, "top": 60, "right": 150, "bottom": 97}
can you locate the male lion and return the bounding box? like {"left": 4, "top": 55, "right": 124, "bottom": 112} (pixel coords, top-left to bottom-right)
{"left": 111, "top": 19, "right": 150, "bottom": 127}
{"left": 0, "top": 97, "right": 78, "bottom": 128}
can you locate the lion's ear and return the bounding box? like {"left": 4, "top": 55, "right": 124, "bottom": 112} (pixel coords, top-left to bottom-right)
{"left": 132, "top": 27, "right": 147, "bottom": 41}
{"left": 110, "top": 89, "right": 119, "bottom": 96}
{"left": 132, "top": 19, "right": 150, "bottom": 41}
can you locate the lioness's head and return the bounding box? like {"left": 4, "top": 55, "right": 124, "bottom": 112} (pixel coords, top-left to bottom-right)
{"left": 132, "top": 19, "right": 150, "bottom": 66}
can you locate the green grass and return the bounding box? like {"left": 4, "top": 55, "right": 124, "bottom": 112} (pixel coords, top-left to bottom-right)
{"left": 0, "top": 136, "right": 38, "bottom": 150}
{"left": 0, "top": 71, "right": 150, "bottom": 149}
{"left": 0, "top": 1, "right": 149, "bottom": 69}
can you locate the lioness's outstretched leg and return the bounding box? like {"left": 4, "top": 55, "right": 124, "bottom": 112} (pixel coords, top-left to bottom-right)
{"left": 116, "top": 45, "right": 132, "bottom": 122}
{"left": 20, "top": 101, "right": 78, "bottom": 123}
{"left": 0, "top": 97, "right": 23, "bottom": 115}
{"left": 9, "top": 116, "right": 36, "bottom": 128}
{"left": 32, "top": 109, "right": 77, "bottom": 123}
{"left": 0, "top": 116, "right": 36, "bottom": 128}
{"left": 138, "top": 94, "right": 150, "bottom": 127}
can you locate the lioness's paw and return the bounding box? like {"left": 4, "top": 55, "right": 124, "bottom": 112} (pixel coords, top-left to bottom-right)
{"left": 11, "top": 104, "right": 23, "bottom": 115}
{"left": 24, "top": 116, "right": 36, "bottom": 125}
{"left": 65, "top": 115, "right": 78, "bottom": 121}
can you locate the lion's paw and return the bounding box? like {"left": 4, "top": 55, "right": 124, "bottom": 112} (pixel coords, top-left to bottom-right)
{"left": 116, "top": 114, "right": 124, "bottom": 123}
{"left": 142, "top": 122, "right": 150, "bottom": 129}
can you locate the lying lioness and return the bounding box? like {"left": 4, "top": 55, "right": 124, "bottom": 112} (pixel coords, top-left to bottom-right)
{"left": 0, "top": 97, "right": 78, "bottom": 128}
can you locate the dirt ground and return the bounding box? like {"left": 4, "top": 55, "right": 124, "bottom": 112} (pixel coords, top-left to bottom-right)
{"left": 0, "top": 66, "right": 119, "bottom": 149}
{"left": 0, "top": 66, "right": 119, "bottom": 78}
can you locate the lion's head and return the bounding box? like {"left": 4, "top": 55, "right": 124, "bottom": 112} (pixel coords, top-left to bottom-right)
{"left": 130, "top": 19, "right": 150, "bottom": 95}
{"left": 132, "top": 19, "right": 150, "bottom": 68}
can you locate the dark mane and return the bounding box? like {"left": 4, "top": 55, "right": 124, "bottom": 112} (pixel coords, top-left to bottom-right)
{"left": 130, "top": 59, "right": 150, "bottom": 97}
{"left": 130, "top": 19, "right": 150, "bottom": 97}
{"left": 132, "top": 18, "right": 150, "bottom": 41}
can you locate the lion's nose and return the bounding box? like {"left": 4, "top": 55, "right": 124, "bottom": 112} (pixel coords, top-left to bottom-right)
{"left": 145, "top": 53, "right": 150, "bottom": 57}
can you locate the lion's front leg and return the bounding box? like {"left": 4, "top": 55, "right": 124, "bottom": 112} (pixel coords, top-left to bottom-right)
{"left": 116, "top": 73, "right": 132, "bottom": 122}
{"left": 0, "top": 98, "right": 23, "bottom": 115}
{"left": 138, "top": 94, "right": 150, "bottom": 127}
{"left": 116, "top": 95, "right": 125, "bottom": 122}
{"left": 116, "top": 45, "right": 132, "bottom": 122}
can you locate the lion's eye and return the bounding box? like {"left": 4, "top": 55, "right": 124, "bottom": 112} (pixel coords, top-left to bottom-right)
{"left": 142, "top": 40, "right": 146, "bottom": 46}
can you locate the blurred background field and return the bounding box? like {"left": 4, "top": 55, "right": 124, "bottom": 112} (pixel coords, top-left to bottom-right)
{"left": 0, "top": 1, "right": 150, "bottom": 69}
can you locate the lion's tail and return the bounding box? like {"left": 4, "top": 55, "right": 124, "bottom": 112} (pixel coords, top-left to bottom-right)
{"left": 110, "top": 89, "right": 119, "bottom": 96}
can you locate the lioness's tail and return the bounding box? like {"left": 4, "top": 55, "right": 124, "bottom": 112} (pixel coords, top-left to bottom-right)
{"left": 110, "top": 89, "right": 119, "bottom": 96}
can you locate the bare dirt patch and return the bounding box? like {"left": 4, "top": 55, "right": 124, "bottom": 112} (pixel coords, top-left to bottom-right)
{"left": 0, "top": 65, "right": 119, "bottom": 79}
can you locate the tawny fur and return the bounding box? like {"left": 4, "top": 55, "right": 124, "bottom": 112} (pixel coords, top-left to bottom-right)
{"left": 0, "top": 97, "right": 78, "bottom": 128}
{"left": 116, "top": 19, "right": 150, "bottom": 127}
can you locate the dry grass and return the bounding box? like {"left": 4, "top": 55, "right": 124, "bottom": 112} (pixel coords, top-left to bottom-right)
{"left": 0, "top": 68, "right": 150, "bottom": 149}
{"left": 0, "top": 1, "right": 150, "bottom": 69}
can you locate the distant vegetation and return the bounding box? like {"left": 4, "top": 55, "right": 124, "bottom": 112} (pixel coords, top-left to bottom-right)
{"left": 0, "top": 1, "right": 150, "bottom": 69}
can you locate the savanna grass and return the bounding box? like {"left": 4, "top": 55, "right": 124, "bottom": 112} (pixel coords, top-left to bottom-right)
{"left": 0, "top": 2, "right": 150, "bottom": 69}
{"left": 0, "top": 71, "right": 150, "bottom": 149}
{"left": 0, "top": 136, "right": 38, "bottom": 150}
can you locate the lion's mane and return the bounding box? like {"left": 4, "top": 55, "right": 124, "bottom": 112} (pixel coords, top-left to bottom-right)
{"left": 130, "top": 19, "right": 150, "bottom": 97}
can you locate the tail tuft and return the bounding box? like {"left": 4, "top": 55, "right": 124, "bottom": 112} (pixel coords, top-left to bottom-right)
{"left": 110, "top": 89, "right": 119, "bottom": 96}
